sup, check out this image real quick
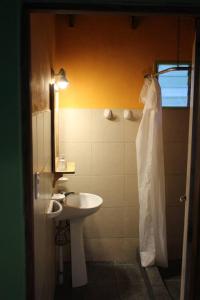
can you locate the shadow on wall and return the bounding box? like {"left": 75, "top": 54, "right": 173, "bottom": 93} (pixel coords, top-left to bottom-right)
{"left": 58, "top": 108, "right": 189, "bottom": 262}
{"left": 55, "top": 15, "right": 194, "bottom": 108}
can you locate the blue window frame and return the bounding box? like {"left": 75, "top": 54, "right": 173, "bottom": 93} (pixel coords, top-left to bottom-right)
{"left": 157, "top": 63, "right": 191, "bottom": 107}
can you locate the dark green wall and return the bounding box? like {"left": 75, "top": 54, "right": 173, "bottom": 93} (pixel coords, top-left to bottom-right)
{"left": 0, "top": 0, "right": 199, "bottom": 299}
{"left": 26, "top": 0, "right": 200, "bottom": 8}
{"left": 0, "top": 0, "right": 26, "bottom": 299}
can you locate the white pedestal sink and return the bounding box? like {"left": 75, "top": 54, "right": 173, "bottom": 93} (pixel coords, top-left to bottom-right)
{"left": 56, "top": 193, "right": 103, "bottom": 287}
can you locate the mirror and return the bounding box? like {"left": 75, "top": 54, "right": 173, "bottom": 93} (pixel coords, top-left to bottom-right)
{"left": 50, "top": 84, "right": 75, "bottom": 174}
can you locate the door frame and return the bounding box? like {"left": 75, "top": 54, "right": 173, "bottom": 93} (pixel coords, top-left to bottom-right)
{"left": 21, "top": 3, "right": 200, "bottom": 300}
{"left": 21, "top": 7, "right": 35, "bottom": 300}
{"left": 181, "top": 19, "right": 200, "bottom": 300}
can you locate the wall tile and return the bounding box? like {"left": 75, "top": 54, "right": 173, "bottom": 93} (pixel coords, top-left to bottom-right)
{"left": 37, "top": 112, "right": 44, "bottom": 172}
{"left": 125, "top": 142, "right": 137, "bottom": 174}
{"left": 124, "top": 175, "right": 139, "bottom": 207}
{"left": 91, "top": 143, "right": 124, "bottom": 175}
{"left": 84, "top": 206, "right": 139, "bottom": 239}
{"left": 62, "top": 175, "right": 92, "bottom": 193}
{"left": 90, "top": 175, "right": 124, "bottom": 207}
{"left": 120, "top": 238, "right": 139, "bottom": 263}
{"left": 32, "top": 115, "right": 38, "bottom": 173}
{"left": 84, "top": 238, "right": 139, "bottom": 263}
{"left": 59, "top": 109, "right": 92, "bottom": 142}
{"left": 124, "top": 110, "right": 141, "bottom": 142}
{"left": 163, "top": 109, "right": 189, "bottom": 143}
{"left": 164, "top": 142, "right": 187, "bottom": 174}
{"left": 85, "top": 238, "right": 120, "bottom": 262}
{"left": 124, "top": 207, "right": 139, "bottom": 237}
{"left": 91, "top": 109, "right": 124, "bottom": 142}
{"left": 165, "top": 174, "right": 186, "bottom": 206}
{"left": 43, "top": 110, "right": 51, "bottom": 172}
{"left": 84, "top": 207, "right": 124, "bottom": 238}
{"left": 166, "top": 206, "right": 185, "bottom": 238}
{"left": 60, "top": 142, "right": 92, "bottom": 175}
{"left": 167, "top": 237, "right": 183, "bottom": 260}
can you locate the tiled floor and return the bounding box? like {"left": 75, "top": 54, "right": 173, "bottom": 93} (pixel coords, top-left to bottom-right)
{"left": 165, "top": 276, "right": 180, "bottom": 300}
{"left": 145, "top": 267, "right": 171, "bottom": 300}
{"left": 159, "top": 260, "right": 181, "bottom": 300}
{"left": 54, "top": 262, "right": 150, "bottom": 300}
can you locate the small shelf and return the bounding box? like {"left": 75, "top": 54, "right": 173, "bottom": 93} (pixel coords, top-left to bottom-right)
{"left": 55, "top": 160, "right": 76, "bottom": 174}
{"left": 55, "top": 171, "right": 75, "bottom": 174}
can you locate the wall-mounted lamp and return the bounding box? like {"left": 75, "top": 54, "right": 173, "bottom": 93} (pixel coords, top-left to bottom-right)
{"left": 51, "top": 68, "right": 69, "bottom": 90}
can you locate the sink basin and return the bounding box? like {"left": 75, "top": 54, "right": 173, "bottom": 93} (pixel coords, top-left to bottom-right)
{"left": 56, "top": 193, "right": 103, "bottom": 288}
{"left": 56, "top": 193, "right": 103, "bottom": 221}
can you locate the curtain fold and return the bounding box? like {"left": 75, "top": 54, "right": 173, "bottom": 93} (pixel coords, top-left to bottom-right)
{"left": 136, "top": 77, "right": 168, "bottom": 267}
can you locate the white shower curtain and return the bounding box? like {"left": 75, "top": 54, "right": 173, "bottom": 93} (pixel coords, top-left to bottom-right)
{"left": 136, "top": 77, "right": 168, "bottom": 268}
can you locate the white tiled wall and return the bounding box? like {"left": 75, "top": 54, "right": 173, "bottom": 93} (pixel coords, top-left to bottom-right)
{"left": 163, "top": 109, "right": 189, "bottom": 259}
{"left": 59, "top": 108, "right": 140, "bottom": 262}
{"left": 32, "top": 110, "right": 55, "bottom": 300}
{"left": 59, "top": 108, "right": 189, "bottom": 262}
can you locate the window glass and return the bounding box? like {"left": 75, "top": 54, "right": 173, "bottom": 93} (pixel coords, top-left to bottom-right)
{"left": 157, "top": 63, "right": 190, "bottom": 107}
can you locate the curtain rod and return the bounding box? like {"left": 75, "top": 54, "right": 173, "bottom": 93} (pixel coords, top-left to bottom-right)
{"left": 144, "top": 66, "right": 191, "bottom": 78}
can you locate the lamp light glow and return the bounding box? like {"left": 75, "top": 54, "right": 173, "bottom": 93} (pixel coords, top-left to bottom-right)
{"left": 52, "top": 68, "right": 69, "bottom": 90}
{"left": 57, "top": 79, "right": 69, "bottom": 89}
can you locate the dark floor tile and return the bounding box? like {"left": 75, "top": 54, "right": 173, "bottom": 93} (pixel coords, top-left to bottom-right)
{"left": 145, "top": 267, "right": 164, "bottom": 286}
{"left": 87, "top": 262, "right": 116, "bottom": 285}
{"left": 55, "top": 262, "right": 150, "bottom": 300}
{"left": 54, "top": 285, "right": 70, "bottom": 300}
{"left": 85, "top": 285, "right": 120, "bottom": 300}
{"left": 165, "top": 280, "right": 180, "bottom": 300}
{"left": 117, "top": 282, "right": 149, "bottom": 300}
{"left": 145, "top": 266, "right": 171, "bottom": 300}
{"left": 152, "top": 286, "right": 171, "bottom": 300}
{"left": 69, "top": 286, "right": 89, "bottom": 300}
{"left": 114, "top": 263, "right": 144, "bottom": 285}
{"left": 55, "top": 285, "right": 88, "bottom": 300}
{"left": 166, "top": 276, "right": 180, "bottom": 282}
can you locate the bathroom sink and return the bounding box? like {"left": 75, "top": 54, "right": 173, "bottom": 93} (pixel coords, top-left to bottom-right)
{"left": 56, "top": 193, "right": 103, "bottom": 288}
{"left": 56, "top": 193, "right": 103, "bottom": 221}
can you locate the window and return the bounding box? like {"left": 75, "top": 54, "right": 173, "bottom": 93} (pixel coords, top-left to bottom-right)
{"left": 157, "top": 63, "right": 190, "bottom": 107}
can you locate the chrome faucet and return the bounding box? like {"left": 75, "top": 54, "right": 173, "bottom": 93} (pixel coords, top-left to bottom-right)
{"left": 64, "top": 192, "right": 75, "bottom": 197}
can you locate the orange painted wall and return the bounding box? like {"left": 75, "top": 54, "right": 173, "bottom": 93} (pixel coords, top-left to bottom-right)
{"left": 55, "top": 15, "right": 194, "bottom": 108}
{"left": 31, "top": 13, "right": 55, "bottom": 112}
